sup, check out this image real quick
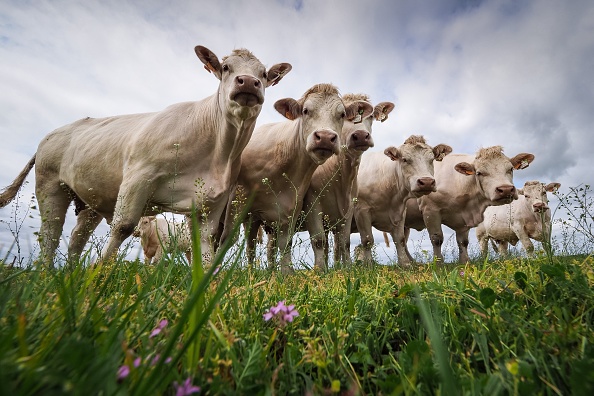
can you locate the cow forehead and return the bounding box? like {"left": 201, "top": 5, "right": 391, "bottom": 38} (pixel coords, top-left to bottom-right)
{"left": 474, "top": 153, "right": 512, "bottom": 170}
{"left": 303, "top": 92, "right": 343, "bottom": 112}
{"left": 523, "top": 181, "right": 546, "bottom": 195}
{"left": 400, "top": 143, "right": 433, "bottom": 159}
{"left": 222, "top": 50, "right": 265, "bottom": 70}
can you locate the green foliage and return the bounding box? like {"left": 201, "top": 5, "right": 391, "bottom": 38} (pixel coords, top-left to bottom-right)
{"left": 1, "top": 254, "right": 593, "bottom": 395}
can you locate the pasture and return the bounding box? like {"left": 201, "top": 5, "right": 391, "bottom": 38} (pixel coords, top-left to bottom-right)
{"left": 1, "top": 185, "right": 593, "bottom": 395}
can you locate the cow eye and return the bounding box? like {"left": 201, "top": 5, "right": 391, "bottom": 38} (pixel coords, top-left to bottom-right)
{"left": 524, "top": 194, "right": 531, "bottom": 198}
{"left": 341, "top": 111, "right": 346, "bottom": 118}
{"left": 222, "top": 64, "right": 229, "bottom": 72}
{"left": 303, "top": 108, "right": 309, "bottom": 115}
{"left": 262, "top": 71, "right": 268, "bottom": 79}
{"left": 476, "top": 171, "right": 483, "bottom": 176}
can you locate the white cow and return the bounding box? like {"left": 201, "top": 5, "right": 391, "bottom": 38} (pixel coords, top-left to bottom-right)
{"left": 353, "top": 136, "right": 453, "bottom": 266}
{"left": 476, "top": 180, "right": 561, "bottom": 256}
{"left": 303, "top": 94, "right": 394, "bottom": 271}
{"left": 0, "top": 45, "right": 291, "bottom": 266}
{"left": 404, "top": 146, "right": 535, "bottom": 263}
{"left": 223, "top": 83, "right": 373, "bottom": 274}
{"left": 133, "top": 216, "right": 192, "bottom": 264}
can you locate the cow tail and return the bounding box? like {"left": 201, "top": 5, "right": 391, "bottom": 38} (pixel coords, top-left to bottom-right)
{"left": 0, "top": 155, "right": 36, "bottom": 208}
{"left": 383, "top": 231, "right": 390, "bottom": 247}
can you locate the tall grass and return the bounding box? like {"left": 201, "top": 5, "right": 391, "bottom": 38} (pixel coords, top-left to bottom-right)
{"left": 0, "top": 187, "right": 593, "bottom": 394}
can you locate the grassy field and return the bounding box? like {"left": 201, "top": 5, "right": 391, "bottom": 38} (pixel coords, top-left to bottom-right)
{"left": 1, "top": 185, "right": 593, "bottom": 395}
{"left": 1, "top": 247, "right": 593, "bottom": 395}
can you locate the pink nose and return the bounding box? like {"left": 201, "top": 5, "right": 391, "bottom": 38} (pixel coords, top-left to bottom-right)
{"left": 495, "top": 185, "right": 516, "bottom": 198}
{"left": 417, "top": 177, "right": 436, "bottom": 191}
{"left": 235, "top": 75, "right": 261, "bottom": 88}
{"left": 352, "top": 130, "right": 371, "bottom": 142}
{"left": 533, "top": 202, "right": 548, "bottom": 212}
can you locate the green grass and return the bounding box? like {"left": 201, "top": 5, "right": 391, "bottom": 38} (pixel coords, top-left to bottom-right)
{"left": 1, "top": 251, "right": 593, "bottom": 395}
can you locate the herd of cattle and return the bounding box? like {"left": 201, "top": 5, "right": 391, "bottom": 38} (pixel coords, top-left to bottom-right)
{"left": 0, "top": 45, "right": 560, "bottom": 273}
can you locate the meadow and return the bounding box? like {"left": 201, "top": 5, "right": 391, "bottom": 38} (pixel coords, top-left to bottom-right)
{"left": 1, "top": 186, "right": 593, "bottom": 395}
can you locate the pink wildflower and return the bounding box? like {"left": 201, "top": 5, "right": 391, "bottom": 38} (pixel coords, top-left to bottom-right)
{"left": 150, "top": 319, "right": 168, "bottom": 338}
{"left": 174, "top": 377, "right": 201, "bottom": 396}
{"left": 133, "top": 357, "right": 142, "bottom": 367}
{"left": 117, "top": 365, "right": 130, "bottom": 380}
{"left": 263, "top": 300, "right": 299, "bottom": 326}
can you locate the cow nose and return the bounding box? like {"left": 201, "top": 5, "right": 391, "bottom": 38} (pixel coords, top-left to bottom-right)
{"left": 417, "top": 177, "right": 436, "bottom": 190}
{"left": 533, "top": 202, "right": 548, "bottom": 212}
{"left": 352, "top": 130, "right": 371, "bottom": 142}
{"left": 314, "top": 130, "right": 338, "bottom": 144}
{"left": 496, "top": 185, "right": 516, "bottom": 197}
{"left": 236, "top": 75, "right": 261, "bottom": 88}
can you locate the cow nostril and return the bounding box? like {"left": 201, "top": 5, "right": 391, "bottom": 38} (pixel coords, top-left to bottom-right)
{"left": 237, "top": 76, "right": 244, "bottom": 85}
{"left": 254, "top": 79, "right": 261, "bottom": 88}
{"left": 330, "top": 135, "right": 337, "bottom": 143}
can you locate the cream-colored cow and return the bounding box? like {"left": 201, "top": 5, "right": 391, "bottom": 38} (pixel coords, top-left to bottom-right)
{"left": 223, "top": 84, "right": 373, "bottom": 274}
{"left": 476, "top": 180, "right": 560, "bottom": 256}
{"left": 353, "top": 136, "right": 453, "bottom": 266}
{"left": 133, "top": 216, "right": 191, "bottom": 264}
{"left": 0, "top": 45, "right": 291, "bottom": 266}
{"left": 404, "top": 146, "right": 535, "bottom": 263}
{"left": 303, "top": 94, "right": 394, "bottom": 270}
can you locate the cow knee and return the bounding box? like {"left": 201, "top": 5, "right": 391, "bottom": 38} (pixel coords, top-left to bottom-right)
{"left": 430, "top": 233, "right": 443, "bottom": 247}
{"left": 114, "top": 222, "right": 136, "bottom": 239}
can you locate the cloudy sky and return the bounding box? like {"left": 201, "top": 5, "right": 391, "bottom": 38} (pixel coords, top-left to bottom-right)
{"left": 1, "top": 0, "right": 593, "bottom": 264}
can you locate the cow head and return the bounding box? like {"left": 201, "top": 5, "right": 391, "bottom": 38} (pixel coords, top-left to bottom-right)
{"left": 384, "top": 135, "right": 453, "bottom": 197}
{"left": 133, "top": 216, "right": 156, "bottom": 237}
{"left": 454, "top": 146, "right": 535, "bottom": 204}
{"left": 274, "top": 84, "right": 370, "bottom": 165}
{"left": 518, "top": 180, "right": 561, "bottom": 213}
{"left": 195, "top": 46, "right": 292, "bottom": 119}
{"left": 339, "top": 94, "right": 395, "bottom": 157}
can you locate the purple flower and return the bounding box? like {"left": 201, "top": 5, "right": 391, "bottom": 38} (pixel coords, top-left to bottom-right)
{"left": 133, "top": 357, "right": 142, "bottom": 367}
{"left": 117, "top": 365, "right": 130, "bottom": 380}
{"left": 150, "top": 319, "right": 168, "bottom": 338}
{"left": 174, "top": 377, "right": 201, "bottom": 396}
{"left": 263, "top": 300, "right": 299, "bottom": 326}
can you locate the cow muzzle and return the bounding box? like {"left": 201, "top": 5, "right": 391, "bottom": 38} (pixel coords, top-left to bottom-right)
{"left": 348, "top": 129, "right": 374, "bottom": 151}
{"left": 412, "top": 177, "right": 437, "bottom": 195}
{"left": 532, "top": 202, "right": 549, "bottom": 213}
{"left": 231, "top": 75, "right": 264, "bottom": 107}
{"left": 310, "top": 129, "right": 340, "bottom": 163}
{"left": 493, "top": 184, "right": 517, "bottom": 203}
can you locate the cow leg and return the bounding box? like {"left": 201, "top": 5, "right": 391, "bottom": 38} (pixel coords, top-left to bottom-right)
{"left": 353, "top": 210, "right": 374, "bottom": 265}
{"left": 335, "top": 218, "right": 353, "bottom": 268}
{"left": 68, "top": 208, "right": 103, "bottom": 263}
{"left": 307, "top": 213, "right": 327, "bottom": 271}
{"left": 275, "top": 226, "right": 295, "bottom": 275}
{"left": 244, "top": 220, "right": 260, "bottom": 268}
{"left": 497, "top": 240, "right": 509, "bottom": 255}
{"left": 403, "top": 227, "right": 414, "bottom": 262}
{"left": 456, "top": 229, "right": 471, "bottom": 263}
{"left": 476, "top": 228, "right": 489, "bottom": 258}
{"left": 36, "top": 181, "right": 72, "bottom": 267}
{"left": 423, "top": 214, "right": 445, "bottom": 263}
{"left": 390, "top": 223, "right": 412, "bottom": 267}
{"left": 518, "top": 233, "right": 535, "bottom": 255}
{"left": 101, "top": 180, "right": 152, "bottom": 262}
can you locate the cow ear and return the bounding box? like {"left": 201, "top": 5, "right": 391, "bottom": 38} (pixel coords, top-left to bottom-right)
{"left": 510, "top": 153, "right": 535, "bottom": 170}
{"left": 266, "top": 63, "right": 292, "bottom": 87}
{"left": 346, "top": 101, "right": 373, "bottom": 123}
{"left": 373, "top": 102, "right": 395, "bottom": 122}
{"left": 384, "top": 146, "right": 401, "bottom": 161}
{"left": 546, "top": 182, "right": 561, "bottom": 192}
{"left": 433, "top": 144, "right": 453, "bottom": 161}
{"left": 274, "top": 98, "right": 301, "bottom": 120}
{"left": 455, "top": 162, "right": 475, "bottom": 175}
{"left": 517, "top": 188, "right": 525, "bottom": 195}
{"left": 195, "top": 46, "right": 222, "bottom": 80}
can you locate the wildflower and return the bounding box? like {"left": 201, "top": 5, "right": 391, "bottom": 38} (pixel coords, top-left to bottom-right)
{"left": 459, "top": 270, "right": 465, "bottom": 276}
{"left": 117, "top": 365, "right": 130, "bottom": 380}
{"left": 174, "top": 378, "right": 201, "bottom": 396}
{"left": 133, "top": 357, "right": 142, "bottom": 367}
{"left": 150, "top": 319, "right": 168, "bottom": 338}
{"left": 263, "top": 300, "right": 299, "bottom": 326}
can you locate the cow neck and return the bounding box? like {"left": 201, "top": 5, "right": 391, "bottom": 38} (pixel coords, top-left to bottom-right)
{"left": 213, "top": 92, "right": 260, "bottom": 166}
{"left": 518, "top": 196, "right": 551, "bottom": 232}
{"left": 281, "top": 121, "right": 319, "bottom": 200}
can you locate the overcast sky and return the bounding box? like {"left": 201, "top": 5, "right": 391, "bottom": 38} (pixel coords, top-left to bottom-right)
{"left": 1, "top": 0, "right": 593, "bottom": 265}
